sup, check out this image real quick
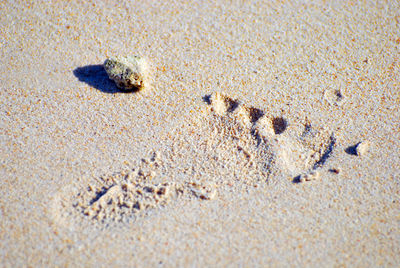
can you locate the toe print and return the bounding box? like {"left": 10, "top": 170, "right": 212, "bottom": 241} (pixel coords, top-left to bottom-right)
{"left": 207, "top": 93, "right": 336, "bottom": 180}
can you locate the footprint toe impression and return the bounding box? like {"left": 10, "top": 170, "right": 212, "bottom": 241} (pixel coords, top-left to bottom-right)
{"left": 207, "top": 93, "right": 336, "bottom": 179}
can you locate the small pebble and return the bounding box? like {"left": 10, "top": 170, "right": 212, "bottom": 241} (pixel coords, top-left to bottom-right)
{"left": 104, "top": 56, "right": 147, "bottom": 91}
{"left": 356, "top": 141, "right": 370, "bottom": 156}
{"left": 299, "top": 171, "right": 320, "bottom": 182}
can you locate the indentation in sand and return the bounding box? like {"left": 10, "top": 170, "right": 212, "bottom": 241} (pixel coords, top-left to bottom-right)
{"left": 272, "top": 117, "right": 287, "bottom": 134}
{"left": 187, "top": 181, "right": 217, "bottom": 200}
{"left": 324, "top": 87, "right": 345, "bottom": 106}
{"left": 50, "top": 152, "right": 215, "bottom": 227}
{"left": 206, "top": 92, "right": 336, "bottom": 178}
{"left": 51, "top": 92, "right": 339, "bottom": 228}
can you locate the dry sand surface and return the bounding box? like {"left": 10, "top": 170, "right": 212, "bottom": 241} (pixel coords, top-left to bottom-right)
{"left": 1, "top": 0, "right": 400, "bottom": 266}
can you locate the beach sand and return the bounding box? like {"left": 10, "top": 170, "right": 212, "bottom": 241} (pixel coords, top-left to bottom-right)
{"left": 1, "top": 0, "right": 399, "bottom": 266}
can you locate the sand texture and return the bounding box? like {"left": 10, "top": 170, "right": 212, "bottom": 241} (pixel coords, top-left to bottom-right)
{"left": 1, "top": 0, "right": 400, "bottom": 266}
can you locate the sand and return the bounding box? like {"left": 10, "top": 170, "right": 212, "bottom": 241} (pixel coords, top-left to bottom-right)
{"left": 1, "top": 0, "right": 399, "bottom": 266}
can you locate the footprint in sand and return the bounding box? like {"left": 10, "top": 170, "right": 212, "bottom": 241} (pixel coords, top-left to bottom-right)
{"left": 50, "top": 152, "right": 216, "bottom": 227}
{"left": 50, "top": 92, "right": 337, "bottom": 228}
{"left": 205, "top": 92, "right": 336, "bottom": 181}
